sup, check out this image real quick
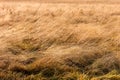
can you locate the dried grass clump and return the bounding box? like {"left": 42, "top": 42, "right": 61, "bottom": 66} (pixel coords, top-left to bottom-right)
{"left": 7, "top": 38, "right": 40, "bottom": 55}
{"left": 0, "top": 71, "right": 22, "bottom": 80}
{"left": 88, "top": 53, "right": 120, "bottom": 76}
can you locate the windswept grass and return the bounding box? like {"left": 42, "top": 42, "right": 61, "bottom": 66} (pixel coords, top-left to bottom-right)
{"left": 0, "top": 2, "right": 120, "bottom": 80}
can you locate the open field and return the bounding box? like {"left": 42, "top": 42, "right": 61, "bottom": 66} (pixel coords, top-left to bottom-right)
{"left": 0, "top": 1, "right": 120, "bottom": 80}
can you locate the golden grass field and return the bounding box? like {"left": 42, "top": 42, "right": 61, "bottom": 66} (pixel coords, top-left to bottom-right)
{"left": 0, "top": 1, "right": 120, "bottom": 80}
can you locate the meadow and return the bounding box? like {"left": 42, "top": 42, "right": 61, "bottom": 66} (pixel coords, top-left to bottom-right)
{"left": 0, "top": 1, "right": 120, "bottom": 80}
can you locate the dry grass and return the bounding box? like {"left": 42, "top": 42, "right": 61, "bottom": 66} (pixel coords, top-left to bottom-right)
{"left": 0, "top": 1, "right": 120, "bottom": 80}
{"left": 0, "top": 0, "right": 120, "bottom": 4}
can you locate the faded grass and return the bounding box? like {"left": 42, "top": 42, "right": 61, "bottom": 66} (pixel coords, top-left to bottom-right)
{"left": 0, "top": 2, "right": 120, "bottom": 80}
